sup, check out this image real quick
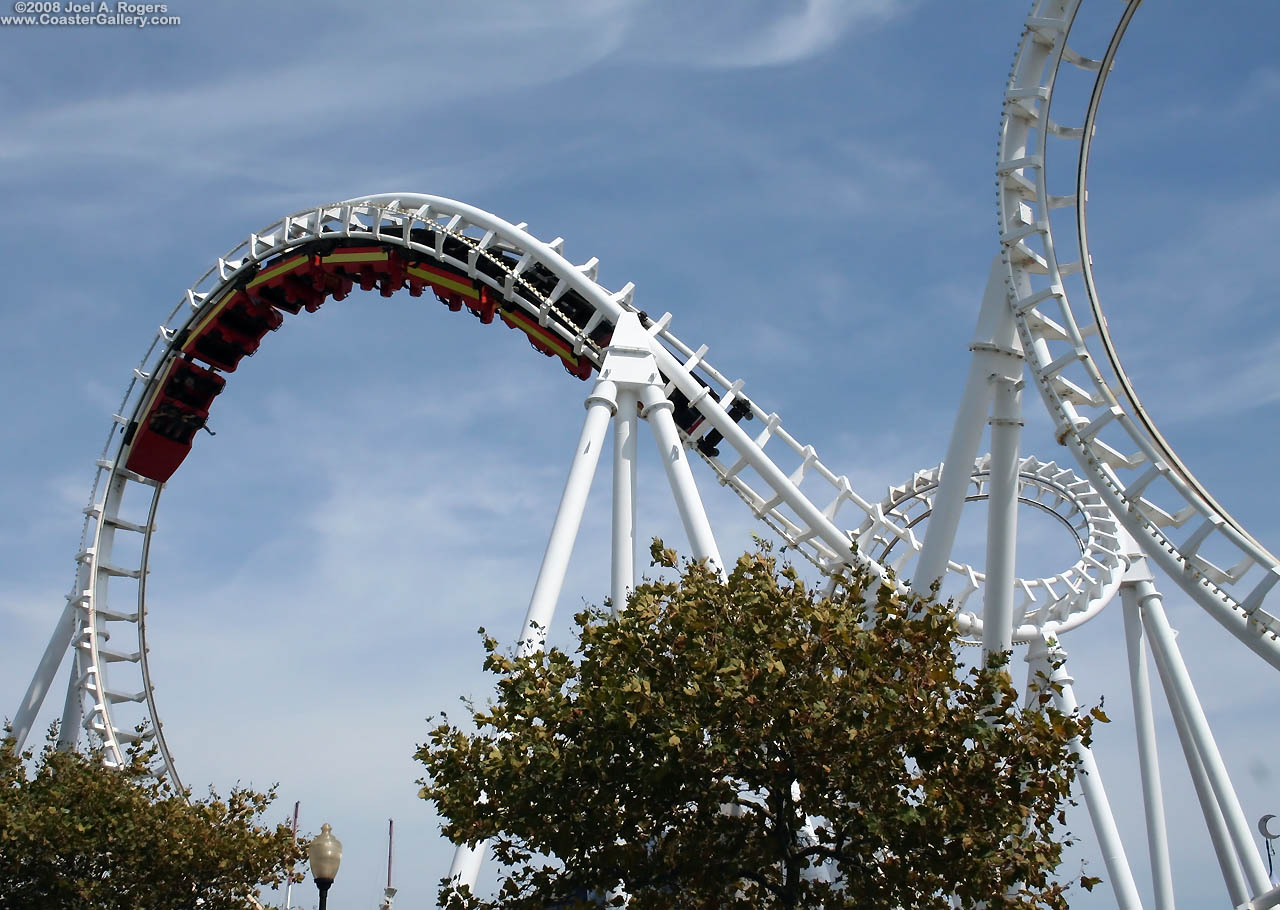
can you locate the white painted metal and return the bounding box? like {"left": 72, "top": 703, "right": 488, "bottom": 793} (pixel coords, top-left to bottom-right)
{"left": 982, "top": 374, "right": 1024, "bottom": 658}
{"left": 915, "top": 257, "right": 1018, "bottom": 593}
{"left": 611, "top": 390, "right": 638, "bottom": 614}
{"left": 1027, "top": 633, "right": 1143, "bottom": 909}
{"left": 857, "top": 454, "right": 1125, "bottom": 641}
{"left": 519, "top": 384, "right": 617, "bottom": 656}
{"left": 10, "top": 4, "right": 1280, "bottom": 906}
{"left": 639, "top": 383, "right": 724, "bottom": 578}
{"left": 1249, "top": 885, "right": 1280, "bottom": 910}
{"left": 11, "top": 191, "right": 1124, "bottom": 769}
{"left": 1135, "top": 576, "right": 1272, "bottom": 897}
{"left": 452, "top": 312, "right": 735, "bottom": 891}
{"left": 1120, "top": 565, "right": 1175, "bottom": 910}
{"left": 57, "top": 660, "right": 83, "bottom": 751}
{"left": 1156, "top": 643, "right": 1248, "bottom": 906}
{"left": 11, "top": 601, "right": 76, "bottom": 749}
{"left": 999, "top": 0, "right": 1280, "bottom": 665}
{"left": 446, "top": 842, "right": 486, "bottom": 897}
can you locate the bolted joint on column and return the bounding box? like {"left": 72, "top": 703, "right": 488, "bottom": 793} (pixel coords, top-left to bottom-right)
{"left": 988, "top": 376, "right": 1025, "bottom": 427}
{"left": 637, "top": 395, "right": 673, "bottom": 420}
{"left": 598, "top": 311, "right": 665, "bottom": 391}
{"left": 584, "top": 379, "right": 619, "bottom": 415}
{"left": 988, "top": 374, "right": 1025, "bottom": 391}
{"left": 970, "top": 340, "right": 1026, "bottom": 362}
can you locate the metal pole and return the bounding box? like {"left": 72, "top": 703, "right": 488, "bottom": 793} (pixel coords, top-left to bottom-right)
{"left": 639, "top": 383, "right": 724, "bottom": 578}
{"left": 383, "top": 818, "right": 396, "bottom": 909}
{"left": 612, "top": 389, "right": 639, "bottom": 613}
{"left": 1154, "top": 634, "right": 1247, "bottom": 906}
{"left": 1136, "top": 578, "right": 1271, "bottom": 897}
{"left": 518, "top": 380, "right": 618, "bottom": 656}
{"left": 57, "top": 651, "right": 85, "bottom": 751}
{"left": 982, "top": 374, "right": 1023, "bottom": 658}
{"left": 284, "top": 801, "right": 300, "bottom": 910}
{"left": 449, "top": 379, "right": 619, "bottom": 891}
{"left": 11, "top": 600, "right": 76, "bottom": 750}
{"left": 446, "top": 842, "right": 486, "bottom": 898}
{"left": 1031, "top": 634, "right": 1144, "bottom": 909}
{"left": 915, "top": 256, "right": 1020, "bottom": 592}
{"left": 1119, "top": 579, "right": 1175, "bottom": 910}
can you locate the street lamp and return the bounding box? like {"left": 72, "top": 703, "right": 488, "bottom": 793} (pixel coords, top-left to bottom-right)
{"left": 308, "top": 823, "right": 343, "bottom": 910}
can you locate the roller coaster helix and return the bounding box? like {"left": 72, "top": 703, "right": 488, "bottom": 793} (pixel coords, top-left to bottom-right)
{"left": 11, "top": 0, "right": 1280, "bottom": 906}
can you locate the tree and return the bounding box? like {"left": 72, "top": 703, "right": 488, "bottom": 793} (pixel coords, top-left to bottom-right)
{"left": 418, "top": 545, "right": 1098, "bottom": 909}
{"left": 0, "top": 730, "right": 305, "bottom": 910}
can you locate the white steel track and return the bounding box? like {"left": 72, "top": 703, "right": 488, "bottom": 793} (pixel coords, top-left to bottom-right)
{"left": 998, "top": 0, "right": 1280, "bottom": 666}
{"left": 10, "top": 2, "right": 1280, "bottom": 907}
{"left": 11, "top": 194, "right": 1111, "bottom": 774}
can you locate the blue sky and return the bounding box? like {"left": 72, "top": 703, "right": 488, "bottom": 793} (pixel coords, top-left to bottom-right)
{"left": 2, "top": 1, "right": 1279, "bottom": 906}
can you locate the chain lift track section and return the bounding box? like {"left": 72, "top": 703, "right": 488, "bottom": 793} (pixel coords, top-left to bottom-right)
{"left": 998, "top": 0, "right": 1280, "bottom": 668}
{"left": 16, "top": 193, "right": 1121, "bottom": 774}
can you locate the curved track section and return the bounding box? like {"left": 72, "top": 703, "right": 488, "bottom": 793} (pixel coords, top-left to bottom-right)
{"left": 857, "top": 454, "right": 1124, "bottom": 643}
{"left": 998, "top": 0, "right": 1280, "bottom": 667}
{"left": 57, "top": 193, "right": 1116, "bottom": 776}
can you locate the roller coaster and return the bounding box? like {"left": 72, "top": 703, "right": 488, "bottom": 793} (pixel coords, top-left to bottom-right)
{"left": 10, "top": 1, "right": 1279, "bottom": 906}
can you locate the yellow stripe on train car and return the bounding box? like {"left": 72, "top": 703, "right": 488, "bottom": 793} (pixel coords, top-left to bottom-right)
{"left": 406, "top": 264, "right": 479, "bottom": 300}
{"left": 183, "top": 288, "right": 236, "bottom": 344}
{"left": 246, "top": 254, "right": 310, "bottom": 289}
{"left": 506, "top": 310, "right": 577, "bottom": 363}
{"left": 322, "top": 249, "right": 390, "bottom": 266}
{"left": 127, "top": 356, "right": 181, "bottom": 444}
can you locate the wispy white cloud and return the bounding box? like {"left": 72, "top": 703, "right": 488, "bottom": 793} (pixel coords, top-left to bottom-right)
{"left": 704, "top": 0, "right": 908, "bottom": 68}
{"left": 0, "top": 1, "right": 636, "bottom": 194}
{"left": 617, "top": 0, "right": 912, "bottom": 69}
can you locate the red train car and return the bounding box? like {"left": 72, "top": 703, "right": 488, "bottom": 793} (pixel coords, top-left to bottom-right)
{"left": 500, "top": 307, "right": 593, "bottom": 380}
{"left": 180, "top": 290, "right": 282, "bottom": 372}
{"left": 245, "top": 252, "right": 327, "bottom": 313}
{"left": 406, "top": 260, "right": 498, "bottom": 323}
{"left": 124, "top": 358, "right": 226, "bottom": 482}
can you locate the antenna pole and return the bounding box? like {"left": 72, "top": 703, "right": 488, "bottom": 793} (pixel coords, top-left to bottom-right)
{"left": 284, "top": 801, "right": 300, "bottom": 910}
{"left": 381, "top": 818, "right": 397, "bottom": 909}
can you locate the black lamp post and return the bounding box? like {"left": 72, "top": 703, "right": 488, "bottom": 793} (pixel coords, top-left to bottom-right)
{"left": 308, "top": 823, "right": 343, "bottom": 910}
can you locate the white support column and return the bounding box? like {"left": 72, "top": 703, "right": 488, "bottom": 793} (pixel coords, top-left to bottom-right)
{"left": 450, "top": 313, "right": 703, "bottom": 894}
{"left": 612, "top": 390, "right": 639, "bottom": 614}
{"left": 1157, "top": 646, "right": 1248, "bottom": 907}
{"left": 519, "top": 380, "right": 618, "bottom": 657}
{"left": 1135, "top": 577, "right": 1272, "bottom": 898}
{"left": 1029, "top": 633, "right": 1144, "bottom": 909}
{"left": 982, "top": 375, "right": 1023, "bottom": 659}
{"left": 58, "top": 651, "right": 85, "bottom": 751}
{"left": 11, "top": 600, "right": 76, "bottom": 750}
{"left": 1119, "top": 568, "right": 1175, "bottom": 910}
{"left": 446, "top": 842, "right": 487, "bottom": 898}
{"left": 640, "top": 383, "right": 724, "bottom": 579}
{"left": 449, "top": 377, "right": 620, "bottom": 893}
{"left": 916, "top": 256, "right": 1023, "bottom": 594}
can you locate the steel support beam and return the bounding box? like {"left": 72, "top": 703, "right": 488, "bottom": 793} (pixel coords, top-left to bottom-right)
{"left": 1028, "top": 633, "right": 1143, "bottom": 909}
{"left": 1136, "top": 577, "right": 1271, "bottom": 897}
{"left": 611, "top": 390, "right": 639, "bottom": 614}
{"left": 519, "top": 381, "right": 617, "bottom": 656}
{"left": 11, "top": 599, "right": 77, "bottom": 750}
{"left": 640, "top": 383, "right": 724, "bottom": 578}
{"left": 982, "top": 374, "right": 1023, "bottom": 658}
{"left": 1120, "top": 569, "right": 1175, "bottom": 910}
{"left": 916, "top": 256, "right": 1023, "bottom": 595}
